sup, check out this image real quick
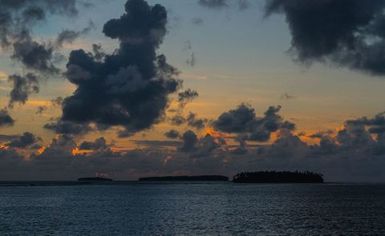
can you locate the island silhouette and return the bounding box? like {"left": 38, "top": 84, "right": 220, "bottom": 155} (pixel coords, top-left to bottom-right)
{"left": 78, "top": 177, "right": 113, "bottom": 182}
{"left": 232, "top": 171, "right": 324, "bottom": 183}
{"left": 138, "top": 171, "right": 323, "bottom": 183}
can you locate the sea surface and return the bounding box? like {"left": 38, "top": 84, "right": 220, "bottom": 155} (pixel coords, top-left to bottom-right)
{"left": 0, "top": 182, "right": 384, "bottom": 235}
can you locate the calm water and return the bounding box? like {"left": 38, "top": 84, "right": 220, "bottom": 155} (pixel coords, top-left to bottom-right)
{"left": 0, "top": 182, "right": 384, "bottom": 235}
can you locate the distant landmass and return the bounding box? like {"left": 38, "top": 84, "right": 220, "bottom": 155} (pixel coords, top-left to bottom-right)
{"left": 78, "top": 177, "right": 113, "bottom": 182}
{"left": 232, "top": 171, "right": 324, "bottom": 183}
{"left": 138, "top": 175, "right": 229, "bottom": 181}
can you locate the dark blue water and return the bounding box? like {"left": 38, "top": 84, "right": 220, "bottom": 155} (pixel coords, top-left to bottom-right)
{"left": 0, "top": 183, "right": 384, "bottom": 235}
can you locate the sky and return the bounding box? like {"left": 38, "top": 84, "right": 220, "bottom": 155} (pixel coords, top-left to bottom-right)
{"left": 1, "top": 0, "right": 385, "bottom": 181}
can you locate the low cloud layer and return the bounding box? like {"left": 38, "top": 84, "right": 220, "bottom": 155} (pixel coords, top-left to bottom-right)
{"left": 6, "top": 132, "right": 41, "bottom": 148}
{"left": 164, "top": 129, "right": 180, "bottom": 139}
{"left": 213, "top": 104, "right": 295, "bottom": 142}
{"left": 79, "top": 137, "right": 109, "bottom": 151}
{"left": 1, "top": 105, "right": 384, "bottom": 182}
{"left": 0, "top": 109, "right": 14, "bottom": 127}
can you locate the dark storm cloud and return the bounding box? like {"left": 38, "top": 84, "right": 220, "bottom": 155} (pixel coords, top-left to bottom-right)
{"left": 8, "top": 73, "right": 39, "bottom": 107}
{"left": 60, "top": 0, "right": 181, "bottom": 136}
{"left": 265, "top": 0, "right": 385, "bottom": 75}
{"left": 0, "top": 0, "right": 79, "bottom": 46}
{"left": 21, "top": 6, "right": 45, "bottom": 23}
{"left": 192, "top": 134, "right": 222, "bottom": 157}
{"left": 6, "top": 132, "right": 41, "bottom": 148}
{"left": 231, "top": 138, "right": 248, "bottom": 155}
{"left": 168, "top": 112, "right": 207, "bottom": 130}
{"left": 345, "top": 112, "right": 385, "bottom": 132}
{"left": 178, "top": 89, "right": 198, "bottom": 105}
{"left": 11, "top": 32, "right": 58, "bottom": 73}
{"left": 0, "top": 1, "right": 87, "bottom": 108}
{"left": 309, "top": 115, "right": 385, "bottom": 157}
{"left": 213, "top": 104, "right": 295, "bottom": 141}
{"left": 179, "top": 130, "right": 222, "bottom": 156}
{"left": 0, "top": 0, "right": 79, "bottom": 14}
{"left": 0, "top": 109, "right": 14, "bottom": 127}
{"left": 79, "top": 137, "right": 109, "bottom": 150}
{"left": 0, "top": 0, "right": 83, "bottom": 72}
{"left": 214, "top": 104, "right": 256, "bottom": 133}
{"left": 180, "top": 130, "right": 198, "bottom": 152}
{"left": 346, "top": 112, "right": 385, "bottom": 126}
{"left": 56, "top": 21, "right": 95, "bottom": 47}
{"left": 170, "top": 114, "right": 186, "bottom": 126}
{"left": 117, "top": 129, "right": 135, "bottom": 138}
{"left": 91, "top": 44, "right": 106, "bottom": 61}
{"left": 50, "top": 134, "right": 77, "bottom": 149}
{"left": 198, "top": 0, "right": 228, "bottom": 9}
{"left": 164, "top": 129, "right": 180, "bottom": 139}
{"left": 186, "top": 112, "right": 207, "bottom": 130}
{"left": 44, "top": 120, "right": 92, "bottom": 135}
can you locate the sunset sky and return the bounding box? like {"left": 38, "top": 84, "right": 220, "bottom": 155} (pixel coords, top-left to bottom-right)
{"left": 1, "top": 0, "right": 385, "bottom": 181}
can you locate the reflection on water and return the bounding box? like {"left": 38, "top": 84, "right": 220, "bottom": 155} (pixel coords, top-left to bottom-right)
{"left": 0, "top": 183, "right": 384, "bottom": 235}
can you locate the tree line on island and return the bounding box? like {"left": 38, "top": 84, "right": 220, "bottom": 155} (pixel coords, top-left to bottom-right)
{"left": 232, "top": 171, "right": 323, "bottom": 183}
{"left": 137, "top": 171, "right": 324, "bottom": 183}
{"left": 77, "top": 171, "right": 324, "bottom": 183}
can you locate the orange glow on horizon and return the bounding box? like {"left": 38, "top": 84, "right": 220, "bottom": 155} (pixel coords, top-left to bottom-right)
{"left": 36, "top": 146, "right": 46, "bottom": 155}
{"left": 71, "top": 148, "right": 92, "bottom": 156}
{"left": 204, "top": 127, "right": 232, "bottom": 139}
{"left": 298, "top": 135, "right": 318, "bottom": 145}
{"left": 0, "top": 144, "right": 8, "bottom": 150}
{"left": 26, "top": 100, "right": 52, "bottom": 107}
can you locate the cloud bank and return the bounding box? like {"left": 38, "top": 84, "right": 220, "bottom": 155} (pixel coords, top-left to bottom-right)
{"left": 1, "top": 105, "right": 384, "bottom": 182}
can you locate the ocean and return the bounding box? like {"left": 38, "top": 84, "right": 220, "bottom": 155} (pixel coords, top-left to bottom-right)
{"left": 0, "top": 182, "right": 384, "bottom": 235}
